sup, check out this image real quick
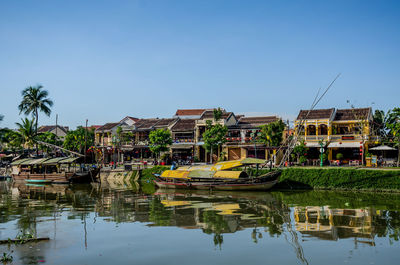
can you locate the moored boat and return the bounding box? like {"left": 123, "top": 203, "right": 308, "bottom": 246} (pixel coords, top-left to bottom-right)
{"left": 25, "top": 179, "right": 53, "bottom": 184}
{"left": 11, "top": 157, "right": 100, "bottom": 184}
{"left": 154, "top": 158, "right": 280, "bottom": 191}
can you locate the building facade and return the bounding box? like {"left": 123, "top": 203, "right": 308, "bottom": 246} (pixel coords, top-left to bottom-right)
{"left": 294, "top": 107, "right": 378, "bottom": 165}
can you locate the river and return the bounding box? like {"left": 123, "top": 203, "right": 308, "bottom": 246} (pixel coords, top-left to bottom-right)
{"left": 1, "top": 181, "right": 399, "bottom": 265}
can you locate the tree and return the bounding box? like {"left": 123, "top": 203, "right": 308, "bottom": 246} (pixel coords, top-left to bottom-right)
{"left": 36, "top": 132, "right": 62, "bottom": 154}
{"left": 63, "top": 127, "right": 94, "bottom": 154}
{"left": 0, "top": 114, "right": 3, "bottom": 123}
{"left": 258, "top": 120, "right": 286, "bottom": 147}
{"left": 292, "top": 141, "right": 307, "bottom": 164}
{"left": 386, "top": 108, "right": 400, "bottom": 166}
{"left": 0, "top": 128, "right": 23, "bottom": 152}
{"left": 373, "top": 109, "right": 388, "bottom": 138}
{"left": 203, "top": 108, "right": 228, "bottom": 162}
{"left": 15, "top": 118, "right": 37, "bottom": 149}
{"left": 149, "top": 129, "right": 172, "bottom": 160}
{"left": 18, "top": 85, "right": 53, "bottom": 135}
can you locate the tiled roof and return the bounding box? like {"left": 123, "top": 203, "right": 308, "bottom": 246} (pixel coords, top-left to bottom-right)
{"left": 171, "top": 119, "right": 196, "bottom": 132}
{"left": 38, "top": 125, "right": 69, "bottom": 134}
{"left": 296, "top": 108, "right": 335, "bottom": 120}
{"left": 154, "top": 118, "right": 178, "bottom": 128}
{"left": 334, "top": 108, "right": 371, "bottom": 121}
{"left": 238, "top": 116, "right": 278, "bottom": 125}
{"left": 134, "top": 119, "right": 160, "bottom": 130}
{"left": 96, "top": 122, "right": 120, "bottom": 131}
{"left": 200, "top": 110, "right": 232, "bottom": 120}
{"left": 127, "top": 116, "right": 139, "bottom": 121}
{"left": 175, "top": 109, "right": 206, "bottom": 116}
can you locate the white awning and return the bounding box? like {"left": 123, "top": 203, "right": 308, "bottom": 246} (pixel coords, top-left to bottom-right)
{"left": 328, "top": 142, "right": 361, "bottom": 148}
{"left": 304, "top": 142, "right": 321, "bottom": 148}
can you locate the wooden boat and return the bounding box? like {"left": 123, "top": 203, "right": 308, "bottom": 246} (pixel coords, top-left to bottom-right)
{"left": 153, "top": 158, "right": 280, "bottom": 191}
{"left": 25, "top": 179, "right": 53, "bottom": 184}
{"left": 11, "top": 157, "right": 100, "bottom": 184}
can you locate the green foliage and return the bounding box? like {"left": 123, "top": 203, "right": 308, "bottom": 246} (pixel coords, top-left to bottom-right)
{"left": 149, "top": 197, "right": 172, "bottom": 226}
{"left": 373, "top": 109, "right": 387, "bottom": 137}
{"left": 203, "top": 122, "right": 228, "bottom": 153}
{"left": 293, "top": 141, "right": 307, "bottom": 163}
{"left": 15, "top": 117, "right": 37, "bottom": 148}
{"left": 276, "top": 168, "right": 400, "bottom": 191}
{"left": 258, "top": 120, "right": 286, "bottom": 147}
{"left": 0, "top": 128, "right": 23, "bottom": 151}
{"left": 1, "top": 252, "right": 13, "bottom": 263}
{"left": 18, "top": 85, "right": 53, "bottom": 133}
{"left": 149, "top": 129, "right": 172, "bottom": 159}
{"left": 15, "top": 229, "right": 35, "bottom": 244}
{"left": 386, "top": 108, "right": 400, "bottom": 166}
{"left": 213, "top": 108, "right": 223, "bottom": 121}
{"left": 135, "top": 166, "right": 169, "bottom": 182}
{"left": 37, "top": 131, "right": 62, "bottom": 153}
{"left": 63, "top": 126, "right": 94, "bottom": 154}
{"left": 336, "top": 153, "right": 344, "bottom": 160}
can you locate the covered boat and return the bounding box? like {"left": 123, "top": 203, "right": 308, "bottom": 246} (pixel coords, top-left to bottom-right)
{"left": 11, "top": 157, "right": 100, "bottom": 184}
{"left": 154, "top": 158, "right": 280, "bottom": 191}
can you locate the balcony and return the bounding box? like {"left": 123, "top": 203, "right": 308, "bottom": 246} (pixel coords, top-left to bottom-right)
{"left": 173, "top": 138, "right": 195, "bottom": 144}
{"left": 225, "top": 137, "right": 258, "bottom": 143}
{"left": 298, "top": 135, "right": 329, "bottom": 141}
{"left": 299, "top": 134, "right": 377, "bottom": 142}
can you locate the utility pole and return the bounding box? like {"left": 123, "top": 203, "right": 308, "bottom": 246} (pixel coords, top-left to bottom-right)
{"left": 84, "top": 119, "right": 88, "bottom": 164}
{"left": 55, "top": 114, "right": 58, "bottom": 139}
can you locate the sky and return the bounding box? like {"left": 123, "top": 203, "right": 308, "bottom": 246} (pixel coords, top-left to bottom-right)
{"left": 0, "top": 0, "right": 399, "bottom": 129}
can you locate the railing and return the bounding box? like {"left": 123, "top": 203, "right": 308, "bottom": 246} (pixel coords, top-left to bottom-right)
{"left": 298, "top": 135, "right": 329, "bottom": 141}
{"left": 173, "top": 138, "right": 195, "bottom": 143}
{"left": 225, "top": 137, "right": 257, "bottom": 143}
{"left": 297, "top": 134, "right": 377, "bottom": 142}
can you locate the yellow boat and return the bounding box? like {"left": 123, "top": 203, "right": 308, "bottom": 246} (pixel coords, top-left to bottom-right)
{"left": 154, "top": 158, "right": 280, "bottom": 191}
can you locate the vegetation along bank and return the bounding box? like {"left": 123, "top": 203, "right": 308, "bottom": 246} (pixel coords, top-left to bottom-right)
{"left": 275, "top": 168, "right": 400, "bottom": 192}
{"left": 102, "top": 166, "right": 400, "bottom": 192}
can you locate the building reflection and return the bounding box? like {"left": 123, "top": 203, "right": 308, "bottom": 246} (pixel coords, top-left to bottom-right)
{"left": 1, "top": 181, "right": 400, "bottom": 256}
{"left": 294, "top": 206, "right": 376, "bottom": 245}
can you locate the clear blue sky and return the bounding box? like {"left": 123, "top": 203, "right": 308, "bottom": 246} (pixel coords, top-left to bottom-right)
{"left": 1, "top": 0, "right": 399, "bottom": 129}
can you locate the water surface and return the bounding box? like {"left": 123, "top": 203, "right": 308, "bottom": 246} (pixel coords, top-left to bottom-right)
{"left": 1, "top": 181, "right": 400, "bottom": 265}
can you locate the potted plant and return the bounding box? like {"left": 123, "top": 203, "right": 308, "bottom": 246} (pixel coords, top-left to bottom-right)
{"left": 336, "top": 153, "right": 343, "bottom": 165}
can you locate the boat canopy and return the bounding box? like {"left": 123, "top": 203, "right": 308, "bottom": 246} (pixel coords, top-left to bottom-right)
{"left": 42, "top": 157, "right": 78, "bottom": 165}
{"left": 11, "top": 158, "right": 31, "bottom": 166}
{"left": 161, "top": 169, "right": 248, "bottom": 180}
{"left": 178, "top": 158, "right": 267, "bottom": 172}
{"left": 213, "top": 171, "right": 248, "bottom": 179}
{"left": 26, "top": 158, "right": 49, "bottom": 165}
{"left": 11, "top": 157, "right": 79, "bottom": 166}
{"left": 161, "top": 170, "right": 190, "bottom": 179}
{"left": 188, "top": 170, "right": 215, "bottom": 179}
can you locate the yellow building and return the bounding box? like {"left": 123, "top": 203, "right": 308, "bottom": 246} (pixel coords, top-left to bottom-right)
{"left": 294, "top": 107, "right": 378, "bottom": 165}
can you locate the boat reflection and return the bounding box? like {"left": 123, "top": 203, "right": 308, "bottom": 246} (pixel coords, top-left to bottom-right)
{"left": 1, "top": 181, "right": 400, "bottom": 264}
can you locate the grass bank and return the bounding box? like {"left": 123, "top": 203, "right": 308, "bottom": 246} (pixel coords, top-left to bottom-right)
{"left": 275, "top": 167, "right": 400, "bottom": 192}
{"left": 125, "top": 166, "right": 400, "bottom": 192}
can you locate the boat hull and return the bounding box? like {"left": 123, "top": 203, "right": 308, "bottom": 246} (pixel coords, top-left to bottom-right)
{"left": 154, "top": 171, "right": 280, "bottom": 191}
{"left": 12, "top": 168, "right": 100, "bottom": 184}
{"left": 154, "top": 179, "right": 278, "bottom": 191}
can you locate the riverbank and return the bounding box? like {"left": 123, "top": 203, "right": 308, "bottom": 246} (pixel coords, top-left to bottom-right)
{"left": 275, "top": 167, "right": 400, "bottom": 192}
{"left": 101, "top": 166, "right": 400, "bottom": 192}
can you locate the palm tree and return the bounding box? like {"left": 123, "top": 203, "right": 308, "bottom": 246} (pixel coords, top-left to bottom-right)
{"left": 18, "top": 85, "right": 53, "bottom": 134}
{"left": 15, "top": 118, "right": 37, "bottom": 149}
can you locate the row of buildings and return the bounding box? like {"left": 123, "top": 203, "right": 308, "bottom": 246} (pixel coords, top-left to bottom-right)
{"left": 94, "top": 109, "right": 283, "bottom": 163}
{"left": 92, "top": 107, "right": 380, "bottom": 165}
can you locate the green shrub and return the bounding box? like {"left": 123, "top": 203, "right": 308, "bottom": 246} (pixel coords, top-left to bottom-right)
{"left": 336, "top": 153, "right": 343, "bottom": 160}
{"left": 276, "top": 168, "right": 400, "bottom": 191}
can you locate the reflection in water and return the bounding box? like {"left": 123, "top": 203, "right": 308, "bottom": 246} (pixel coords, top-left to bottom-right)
{"left": 1, "top": 181, "right": 400, "bottom": 265}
